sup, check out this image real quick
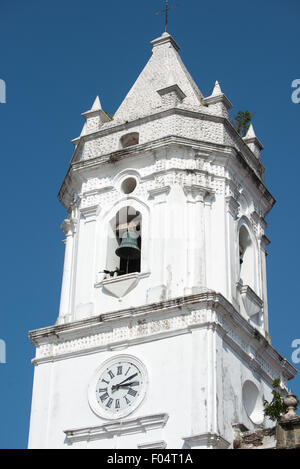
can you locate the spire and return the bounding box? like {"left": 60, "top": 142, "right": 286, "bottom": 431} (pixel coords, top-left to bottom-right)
{"left": 202, "top": 80, "right": 232, "bottom": 118}
{"left": 212, "top": 80, "right": 222, "bottom": 96}
{"left": 244, "top": 123, "right": 256, "bottom": 139}
{"left": 243, "top": 123, "right": 264, "bottom": 159}
{"left": 91, "top": 95, "right": 102, "bottom": 111}
{"left": 78, "top": 96, "right": 111, "bottom": 138}
{"left": 113, "top": 32, "right": 204, "bottom": 122}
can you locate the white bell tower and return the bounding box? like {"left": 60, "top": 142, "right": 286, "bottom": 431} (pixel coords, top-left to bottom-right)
{"left": 28, "top": 32, "right": 296, "bottom": 449}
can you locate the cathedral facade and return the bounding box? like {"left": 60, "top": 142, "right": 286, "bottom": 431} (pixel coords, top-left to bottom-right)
{"left": 28, "top": 32, "right": 296, "bottom": 449}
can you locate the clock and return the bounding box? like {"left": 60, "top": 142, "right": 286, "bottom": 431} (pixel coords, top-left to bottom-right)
{"left": 88, "top": 355, "right": 148, "bottom": 420}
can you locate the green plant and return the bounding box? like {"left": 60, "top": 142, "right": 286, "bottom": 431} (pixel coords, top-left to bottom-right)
{"left": 263, "top": 378, "right": 299, "bottom": 422}
{"left": 232, "top": 110, "right": 254, "bottom": 137}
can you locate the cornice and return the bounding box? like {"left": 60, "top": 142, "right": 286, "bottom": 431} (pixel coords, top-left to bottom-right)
{"left": 183, "top": 432, "right": 231, "bottom": 449}
{"left": 64, "top": 413, "right": 169, "bottom": 443}
{"left": 58, "top": 135, "right": 274, "bottom": 214}
{"left": 68, "top": 106, "right": 264, "bottom": 174}
{"left": 28, "top": 292, "right": 297, "bottom": 382}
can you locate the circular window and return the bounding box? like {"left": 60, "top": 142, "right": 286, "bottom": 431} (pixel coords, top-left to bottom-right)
{"left": 121, "top": 177, "right": 137, "bottom": 194}
{"left": 242, "top": 380, "right": 264, "bottom": 424}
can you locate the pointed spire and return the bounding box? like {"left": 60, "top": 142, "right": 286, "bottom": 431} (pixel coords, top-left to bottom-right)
{"left": 243, "top": 123, "right": 263, "bottom": 158}
{"left": 244, "top": 123, "right": 256, "bottom": 139}
{"left": 113, "top": 32, "right": 204, "bottom": 122}
{"left": 91, "top": 95, "right": 102, "bottom": 111}
{"left": 202, "top": 80, "right": 232, "bottom": 118}
{"left": 72, "top": 95, "right": 111, "bottom": 143}
{"left": 212, "top": 80, "right": 222, "bottom": 96}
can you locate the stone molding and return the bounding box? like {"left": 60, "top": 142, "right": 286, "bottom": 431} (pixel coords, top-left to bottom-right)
{"left": 137, "top": 440, "right": 167, "bottom": 449}
{"left": 29, "top": 292, "right": 297, "bottom": 384}
{"left": 64, "top": 413, "right": 169, "bottom": 443}
{"left": 183, "top": 432, "right": 230, "bottom": 449}
{"left": 59, "top": 135, "right": 272, "bottom": 216}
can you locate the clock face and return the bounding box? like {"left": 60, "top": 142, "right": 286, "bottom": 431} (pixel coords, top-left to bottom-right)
{"left": 88, "top": 355, "right": 148, "bottom": 419}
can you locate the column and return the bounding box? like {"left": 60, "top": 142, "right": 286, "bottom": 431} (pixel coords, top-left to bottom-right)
{"left": 58, "top": 218, "right": 76, "bottom": 324}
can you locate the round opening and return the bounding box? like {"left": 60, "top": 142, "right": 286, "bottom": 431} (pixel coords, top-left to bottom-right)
{"left": 121, "top": 177, "right": 137, "bottom": 194}
{"left": 242, "top": 380, "right": 264, "bottom": 424}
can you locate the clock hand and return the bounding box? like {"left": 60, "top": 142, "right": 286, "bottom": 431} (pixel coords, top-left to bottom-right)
{"left": 116, "top": 381, "right": 138, "bottom": 388}
{"left": 111, "top": 373, "right": 138, "bottom": 390}
{"left": 117, "top": 373, "right": 138, "bottom": 386}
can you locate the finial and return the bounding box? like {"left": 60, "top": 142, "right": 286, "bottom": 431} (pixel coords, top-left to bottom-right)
{"left": 282, "top": 390, "right": 298, "bottom": 421}
{"left": 212, "top": 80, "right": 222, "bottom": 96}
{"left": 91, "top": 96, "right": 102, "bottom": 111}
{"left": 155, "top": 1, "right": 178, "bottom": 33}
{"left": 244, "top": 123, "right": 256, "bottom": 139}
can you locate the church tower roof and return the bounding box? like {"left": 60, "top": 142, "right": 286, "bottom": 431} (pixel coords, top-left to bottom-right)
{"left": 114, "top": 32, "right": 204, "bottom": 122}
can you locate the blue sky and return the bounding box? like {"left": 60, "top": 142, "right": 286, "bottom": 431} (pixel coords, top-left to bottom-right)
{"left": 0, "top": 0, "right": 299, "bottom": 448}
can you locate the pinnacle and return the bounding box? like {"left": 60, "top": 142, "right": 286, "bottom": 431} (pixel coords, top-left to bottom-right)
{"left": 91, "top": 96, "right": 102, "bottom": 111}
{"left": 212, "top": 80, "right": 222, "bottom": 96}
{"left": 244, "top": 123, "right": 256, "bottom": 139}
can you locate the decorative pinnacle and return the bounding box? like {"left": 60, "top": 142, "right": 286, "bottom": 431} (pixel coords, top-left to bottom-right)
{"left": 244, "top": 123, "right": 256, "bottom": 139}
{"left": 282, "top": 390, "right": 298, "bottom": 421}
{"left": 91, "top": 96, "right": 102, "bottom": 111}
{"left": 212, "top": 80, "right": 222, "bottom": 96}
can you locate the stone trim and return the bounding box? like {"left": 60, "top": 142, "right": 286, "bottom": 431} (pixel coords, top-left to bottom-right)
{"left": 28, "top": 292, "right": 297, "bottom": 382}
{"left": 137, "top": 440, "right": 167, "bottom": 449}
{"left": 183, "top": 432, "right": 230, "bottom": 449}
{"left": 64, "top": 413, "right": 169, "bottom": 443}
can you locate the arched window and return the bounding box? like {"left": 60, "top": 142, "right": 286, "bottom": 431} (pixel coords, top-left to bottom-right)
{"left": 120, "top": 132, "right": 139, "bottom": 149}
{"left": 239, "top": 225, "right": 256, "bottom": 291}
{"left": 106, "top": 206, "right": 141, "bottom": 277}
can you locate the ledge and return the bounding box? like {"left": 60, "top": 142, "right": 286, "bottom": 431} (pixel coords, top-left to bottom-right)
{"left": 95, "top": 272, "right": 150, "bottom": 298}
{"left": 183, "top": 432, "right": 230, "bottom": 449}
{"left": 64, "top": 413, "right": 169, "bottom": 443}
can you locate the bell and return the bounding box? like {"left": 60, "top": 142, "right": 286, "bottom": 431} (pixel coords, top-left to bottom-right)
{"left": 115, "top": 231, "right": 141, "bottom": 260}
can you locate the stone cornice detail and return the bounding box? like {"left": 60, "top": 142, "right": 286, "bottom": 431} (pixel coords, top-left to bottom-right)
{"left": 28, "top": 292, "right": 297, "bottom": 383}
{"left": 183, "top": 432, "right": 231, "bottom": 449}
{"left": 58, "top": 135, "right": 273, "bottom": 215}
{"left": 61, "top": 218, "right": 77, "bottom": 237}
{"left": 226, "top": 196, "right": 240, "bottom": 219}
{"left": 72, "top": 107, "right": 261, "bottom": 170}
{"left": 64, "top": 413, "right": 169, "bottom": 443}
{"left": 183, "top": 184, "right": 209, "bottom": 202}
{"left": 67, "top": 106, "right": 263, "bottom": 173}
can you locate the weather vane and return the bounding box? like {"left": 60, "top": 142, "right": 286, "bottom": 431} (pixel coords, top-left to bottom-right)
{"left": 156, "top": 0, "right": 178, "bottom": 33}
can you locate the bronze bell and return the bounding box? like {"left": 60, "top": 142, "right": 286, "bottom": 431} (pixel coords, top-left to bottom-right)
{"left": 115, "top": 231, "right": 141, "bottom": 260}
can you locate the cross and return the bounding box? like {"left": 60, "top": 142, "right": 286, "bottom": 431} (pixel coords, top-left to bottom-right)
{"left": 155, "top": 1, "right": 178, "bottom": 33}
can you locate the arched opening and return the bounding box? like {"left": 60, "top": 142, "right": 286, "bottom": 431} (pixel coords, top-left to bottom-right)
{"left": 239, "top": 225, "right": 256, "bottom": 291}
{"left": 120, "top": 132, "right": 139, "bottom": 149}
{"left": 106, "top": 206, "right": 141, "bottom": 277}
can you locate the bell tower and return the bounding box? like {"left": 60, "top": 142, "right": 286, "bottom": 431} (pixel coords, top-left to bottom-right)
{"left": 28, "top": 32, "right": 296, "bottom": 449}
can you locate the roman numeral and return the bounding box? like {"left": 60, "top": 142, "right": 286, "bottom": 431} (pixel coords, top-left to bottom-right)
{"left": 127, "top": 388, "right": 137, "bottom": 397}
{"left": 125, "top": 367, "right": 131, "bottom": 376}
{"left": 101, "top": 379, "right": 109, "bottom": 385}
{"left": 100, "top": 392, "right": 109, "bottom": 402}
{"left": 117, "top": 366, "right": 122, "bottom": 375}
{"left": 108, "top": 370, "right": 115, "bottom": 379}
{"left": 115, "top": 399, "right": 120, "bottom": 409}
{"left": 130, "top": 381, "right": 140, "bottom": 387}
{"left": 124, "top": 396, "right": 130, "bottom": 405}
{"left": 98, "top": 388, "right": 107, "bottom": 393}
{"left": 106, "top": 398, "right": 113, "bottom": 408}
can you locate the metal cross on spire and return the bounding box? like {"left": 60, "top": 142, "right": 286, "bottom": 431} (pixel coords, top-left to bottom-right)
{"left": 155, "top": 1, "right": 178, "bottom": 33}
